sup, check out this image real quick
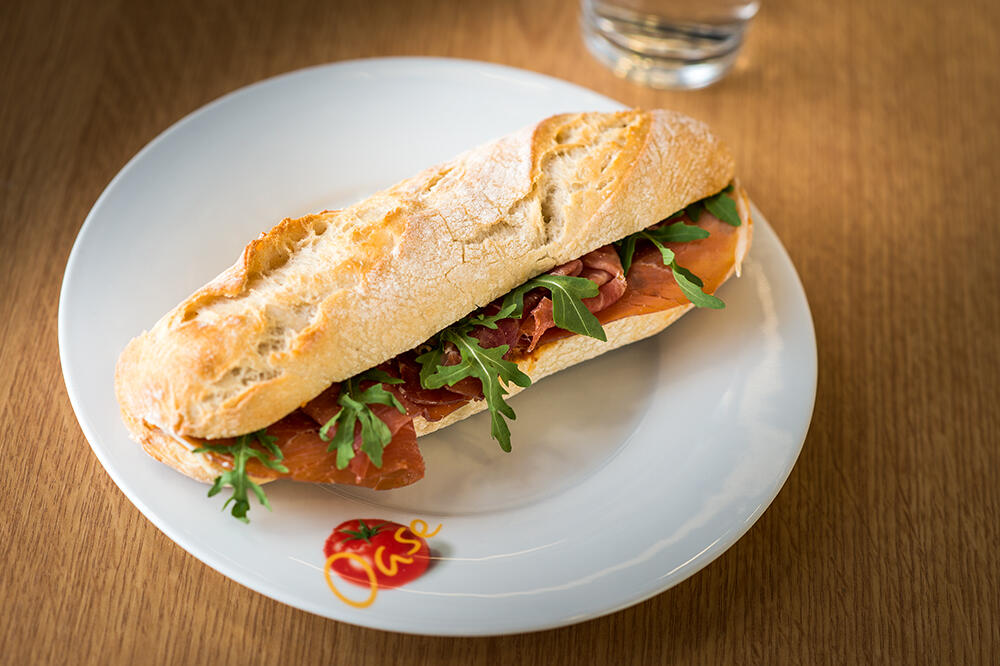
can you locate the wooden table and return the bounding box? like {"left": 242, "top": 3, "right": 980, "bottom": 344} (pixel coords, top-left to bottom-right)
{"left": 3, "top": 0, "right": 998, "bottom": 663}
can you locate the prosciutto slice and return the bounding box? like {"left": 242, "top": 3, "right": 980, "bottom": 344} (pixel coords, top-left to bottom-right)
{"left": 243, "top": 385, "right": 424, "bottom": 489}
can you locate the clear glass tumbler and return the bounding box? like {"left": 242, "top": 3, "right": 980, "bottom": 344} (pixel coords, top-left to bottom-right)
{"left": 581, "top": 0, "right": 760, "bottom": 90}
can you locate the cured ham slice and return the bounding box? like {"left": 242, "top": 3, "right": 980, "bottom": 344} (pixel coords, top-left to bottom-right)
{"left": 243, "top": 398, "right": 424, "bottom": 490}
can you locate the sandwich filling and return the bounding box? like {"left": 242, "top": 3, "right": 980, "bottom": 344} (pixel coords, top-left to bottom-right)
{"left": 196, "top": 185, "right": 746, "bottom": 520}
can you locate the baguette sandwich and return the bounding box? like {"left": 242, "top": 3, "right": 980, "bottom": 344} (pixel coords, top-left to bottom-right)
{"left": 115, "top": 109, "right": 752, "bottom": 521}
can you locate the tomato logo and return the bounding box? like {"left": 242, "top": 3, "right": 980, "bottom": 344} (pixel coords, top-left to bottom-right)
{"left": 323, "top": 518, "right": 441, "bottom": 608}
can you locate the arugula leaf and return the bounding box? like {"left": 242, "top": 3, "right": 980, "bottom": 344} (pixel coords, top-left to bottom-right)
{"left": 703, "top": 190, "right": 741, "bottom": 227}
{"left": 416, "top": 345, "right": 446, "bottom": 390}
{"left": 466, "top": 298, "right": 520, "bottom": 329}
{"left": 418, "top": 327, "right": 531, "bottom": 452}
{"left": 320, "top": 400, "right": 358, "bottom": 469}
{"left": 193, "top": 429, "right": 289, "bottom": 523}
{"left": 357, "top": 368, "right": 404, "bottom": 386}
{"left": 641, "top": 231, "right": 676, "bottom": 266}
{"left": 672, "top": 263, "right": 725, "bottom": 309}
{"left": 685, "top": 200, "right": 704, "bottom": 221}
{"left": 671, "top": 263, "right": 703, "bottom": 287}
{"left": 416, "top": 272, "right": 609, "bottom": 452}
{"left": 617, "top": 235, "right": 638, "bottom": 274}
{"left": 646, "top": 221, "right": 710, "bottom": 244}
{"left": 318, "top": 369, "right": 406, "bottom": 470}
{"left": 500, "top": 274, "right": 607, "bottom": 340}
{"left": 527, "top": 275, "right": 606, "bottom": 340}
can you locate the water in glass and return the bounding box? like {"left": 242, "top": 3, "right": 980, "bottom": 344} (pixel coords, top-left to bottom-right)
{"left": 581, "top": 0, "right": 760, "bottom": 89}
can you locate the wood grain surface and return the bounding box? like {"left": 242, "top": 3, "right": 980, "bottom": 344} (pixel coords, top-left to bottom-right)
{"left": 2, "top": 0, "right": 998, "bottom": 663}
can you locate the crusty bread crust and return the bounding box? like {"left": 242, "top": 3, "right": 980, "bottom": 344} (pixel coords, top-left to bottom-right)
{"left": 122, "top": 184, "right": 752, "bottom": 485}
{"left": 115, "top": 110, "right": 735, "bottom": 441}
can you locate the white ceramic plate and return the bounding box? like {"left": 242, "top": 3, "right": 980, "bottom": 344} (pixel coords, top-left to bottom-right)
{"left": 59, "top": 58, "right": 816, "bottom": 636}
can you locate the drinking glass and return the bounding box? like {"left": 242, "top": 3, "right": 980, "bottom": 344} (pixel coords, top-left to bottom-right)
{"left": 581, "top": 0, "right": 760, "bottom": 89}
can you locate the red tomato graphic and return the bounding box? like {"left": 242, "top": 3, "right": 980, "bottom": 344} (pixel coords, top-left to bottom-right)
{"left": 324, "top": 519, "right": 430, "bottom": 589}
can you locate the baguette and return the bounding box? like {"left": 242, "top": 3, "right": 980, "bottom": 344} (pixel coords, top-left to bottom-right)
{"left": 115, "top": 109, "right": 750, "bottom": 489}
